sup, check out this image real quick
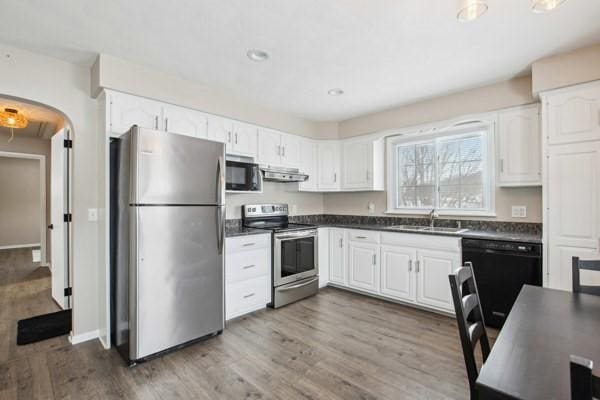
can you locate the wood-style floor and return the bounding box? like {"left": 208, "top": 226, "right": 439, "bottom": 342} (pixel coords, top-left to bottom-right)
{"left": 0, "top": 248, "right": 486, "bottom": 400}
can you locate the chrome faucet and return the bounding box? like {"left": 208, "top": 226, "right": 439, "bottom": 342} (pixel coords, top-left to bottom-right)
{"left": 428, "top": 209, "right": 439, "bottom": 228}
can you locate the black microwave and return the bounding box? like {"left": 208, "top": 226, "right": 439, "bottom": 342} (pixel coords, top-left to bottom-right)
{"left": 226, "top": 160, "right": 262, "bottom": 192}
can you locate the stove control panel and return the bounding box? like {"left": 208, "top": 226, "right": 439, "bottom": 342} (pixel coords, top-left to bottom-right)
{"left": 243, "top": 203, "right": 288, "bottom": 218}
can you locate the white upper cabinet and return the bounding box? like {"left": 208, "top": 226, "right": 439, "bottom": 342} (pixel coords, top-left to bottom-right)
{"left": 299, "top": 138, "right": 318, "bottom": 191}
{"left": 232, "top": 122, "right": 258, "bottom": 157}
{"left": 109, "top": 91, "right": 162, "bottom": 134}
{"left": 207, "top": 115, "right": 233, "bottom": 146}
{"left": 163, "top": 105, "right": 208, "bottom": 138}
{"left": 415, "top": 248, "right": 457, "bottom": 312}
{"left": 317, "top": 141, "right": 341, "bottom": 191}
{"left": 497, "top": 104, "right": 541, "bottom": 186}
{"left": 546, "top": 83, "right": 600, "bottom": 145}
{"left": 258, "top": 129, "right": 302, "bottom": 168}
{"left": 281, "top": 133, "right": 301, "bottom": 168}
{"left": 341, "top": 137, "right": 384, "bottom": 191}
{"left": 258, "top": 128, "right": 283, "bottom": 166}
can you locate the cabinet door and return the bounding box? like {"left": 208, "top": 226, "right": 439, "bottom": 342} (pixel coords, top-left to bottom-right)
{"left": 348, "top": 241, "right": 379, "bottom": 293}
{"left": 416, "top": 249, "right": 458, "bottom": 312}
{"left": 380, "top": 245, "right": 416, "bottom": 302}
{"left": 258, "top": 128, "right": 282, "bottom": 166}
{"left": 342, "top": 140, "right": 372, "bottom": 190}
{"left": 318, "top": 142, "right": 340, "bottom": 190}
{"left": 207, "top": 116, "right": 233, "bottom": 150}
{"left": 547, "top": 84, "right": 600, "bottom": 145}
{"left": 281, "top": 133, "right": 301, "bottom": 168}
{"left": 109, "top": 92, "right": 162, "bottom": 134}
{"left": 299, "top": 139, "right": 318, "bottom": 191}
{"left": 163, "top": 105, "right": 208, "bottom": 138}
{"left": 232, "top": 122, "right": 258, "bottom": 157}
{"left": 497, "top": 105, "right": 541, "bottom": 186}
{"left": 547, "top": 141, "right": 600, "bottom": 290}
{"left": 329, "top": 229, "right": 346, "bottom": 285}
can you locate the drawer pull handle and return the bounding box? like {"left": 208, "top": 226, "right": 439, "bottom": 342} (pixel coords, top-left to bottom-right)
{"left": 242, "top": 243, "right": 255, "bottom": 247}
{"left": 356, "top": 236, "right": 368, "bottom": 239}
{"left": 243, "top": 264, "right": 256, "bottom": 270}
{"left": 243, "top": 293, "right": 256, "bottom": 299}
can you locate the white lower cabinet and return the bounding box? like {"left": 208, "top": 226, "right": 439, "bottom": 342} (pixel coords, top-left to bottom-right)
{"left": 326, "top": 229, "right": 460, "bottom": 314}
{"left": 348, "top": 241, "right": 379, "bottom": 293}
{"left": 415, "top": 249, "right": 459, "bottom": 312}
{"left": 380, "top": 245, "right": 416, "bottom": 302}
{"left": 225, "top": 234, "right": 271, "bottom": 320}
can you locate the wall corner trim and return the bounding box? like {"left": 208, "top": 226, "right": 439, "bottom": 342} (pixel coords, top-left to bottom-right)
{"left": 69, "top": 329, "right": 99, "bottom": 345}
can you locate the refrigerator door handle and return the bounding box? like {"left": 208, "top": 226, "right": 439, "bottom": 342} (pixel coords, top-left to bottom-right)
{"left": 217, "top": 206, "right": 225, "bottom": 255}
{"left": 216, "top": 155, "right": 224, "bottom": 204}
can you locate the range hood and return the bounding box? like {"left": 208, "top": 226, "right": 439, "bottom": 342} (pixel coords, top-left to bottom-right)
{"left": 261, "top": 166, "right": 309, "bottom": 182}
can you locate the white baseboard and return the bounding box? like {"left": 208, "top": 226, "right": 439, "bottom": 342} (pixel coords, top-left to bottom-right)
{"left": 98, "top": 334, "right": 110, "bottom": 350}
{"left": 69, "top": 329, "right": 99, "bottom": 345}
{"left": 0, "top": 243, "right": 40, "bottom": 250}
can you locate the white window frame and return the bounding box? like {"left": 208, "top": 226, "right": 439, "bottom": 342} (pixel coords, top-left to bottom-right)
{"left": 386, "top": 120, "right": 496, "bottom": 217}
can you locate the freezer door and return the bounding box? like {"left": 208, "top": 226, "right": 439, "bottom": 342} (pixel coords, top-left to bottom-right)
{"left": 131, "top": 205, "right": 225, "bottom": 360}
{"left": 130, "top": 127, "right": 225, "bottom": 205}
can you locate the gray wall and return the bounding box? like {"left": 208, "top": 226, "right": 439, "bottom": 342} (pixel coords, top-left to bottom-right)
{"left": 0, "top": 157, "right": 41, "bottom": 246}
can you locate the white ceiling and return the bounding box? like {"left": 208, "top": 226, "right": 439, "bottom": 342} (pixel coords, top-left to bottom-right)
{"left": 1, "top": 0, "right": 599, "bottom": 121}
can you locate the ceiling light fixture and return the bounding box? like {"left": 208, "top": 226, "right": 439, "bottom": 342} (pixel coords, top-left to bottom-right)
{"left": 531, "top": 0, "right": 567, "bottom": 13}
{"left": 246, "top": 49, "right": 269, "bottom": 62}
{"left": 457, "top": 0, "right": 488, "bottom": 22}
{"left": 0, "top": 108, "right": 28, "bottom": 142}
{"left": 328, "top": 88, "right": 344, "bottom": 96}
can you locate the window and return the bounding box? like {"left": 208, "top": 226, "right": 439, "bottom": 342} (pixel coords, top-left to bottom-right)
{"left": 388, "top": 124, "right": 494, "bottom": 215}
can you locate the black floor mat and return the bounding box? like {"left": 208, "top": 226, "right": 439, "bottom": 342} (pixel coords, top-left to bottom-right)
{"left": 17, "top": 309, "right": 72, "bottom": 345}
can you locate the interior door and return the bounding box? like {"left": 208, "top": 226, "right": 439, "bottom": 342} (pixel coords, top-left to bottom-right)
{"left": 50, "top": 129, "right": 69, "bottom": 308}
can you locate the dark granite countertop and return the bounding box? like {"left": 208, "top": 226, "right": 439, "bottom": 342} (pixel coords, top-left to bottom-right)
{"left": 225, "top": 226, "right": 270, "bottom": 238}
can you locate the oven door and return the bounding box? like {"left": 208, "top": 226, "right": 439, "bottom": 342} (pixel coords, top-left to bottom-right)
{"left": 274, "top": 230, "right": 318, "bottom": 287}
{"left": 226, "top": 161, "right": 262, "bottom": 192}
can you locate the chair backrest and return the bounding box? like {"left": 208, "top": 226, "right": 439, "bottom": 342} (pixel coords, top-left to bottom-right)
{"left": 572, "top": 257, "right": 600, "bottom": 296}
{"left": 570, "top": 355, "right": 600, "bottom": 400}
{"left": 449, "top": 262, "right": 491, "bottom": 400}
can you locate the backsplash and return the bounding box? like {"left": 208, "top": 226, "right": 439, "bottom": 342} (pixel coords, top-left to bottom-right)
{"left": 227, "top": 214, "right": 542, "bottom": 235}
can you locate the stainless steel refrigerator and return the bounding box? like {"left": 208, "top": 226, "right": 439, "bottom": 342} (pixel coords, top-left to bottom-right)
{"left": 110, "top": 126, "right": 225, "bottom": 365}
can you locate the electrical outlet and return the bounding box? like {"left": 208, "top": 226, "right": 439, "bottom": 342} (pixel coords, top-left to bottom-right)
{"left": 368, "top": 203, "right": 375, "bottom": 214}
{"left": 511, "top": 205, "right": 527, "bottom": 218}
{"left": 88, "top": 208, "right": 98, "bottom": 222}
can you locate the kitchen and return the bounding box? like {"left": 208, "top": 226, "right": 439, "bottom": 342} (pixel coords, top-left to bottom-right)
{"left": 1, "top": 1, "right": 600, "bottom": 399}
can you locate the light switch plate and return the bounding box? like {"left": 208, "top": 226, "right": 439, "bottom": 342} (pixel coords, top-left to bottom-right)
{"left": 511, "top": 205, "right": 527, "bottom": 218}
{"left": 88, "top": 208, "right": 98, "bottom": 222}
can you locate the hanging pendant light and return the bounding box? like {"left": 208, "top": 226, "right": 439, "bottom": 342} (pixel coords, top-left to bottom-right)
{"left": 457, "top": 0, "right": 488, "bottom": 22}
{"left": 0, "top": 108, "right": 29, "bottom": 142}
{"left": 531, "top": 0, "right": 568, "bottom": 13}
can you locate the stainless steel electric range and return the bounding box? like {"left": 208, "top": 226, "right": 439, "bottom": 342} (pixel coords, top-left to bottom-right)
{"left": 242, "top": 204, "right": 319, "bottom": 308}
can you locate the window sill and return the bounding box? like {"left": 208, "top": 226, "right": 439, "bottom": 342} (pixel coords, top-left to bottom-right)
{"left": 384, "top": 209, "right": 497, "bottom": 218}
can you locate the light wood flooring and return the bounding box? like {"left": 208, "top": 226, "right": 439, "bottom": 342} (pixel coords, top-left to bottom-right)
{"left": 0, "top": 248, "right": 488, "bottom": 400}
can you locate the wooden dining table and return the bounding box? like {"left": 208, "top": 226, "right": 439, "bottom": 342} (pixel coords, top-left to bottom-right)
{"left": 476, "top": 285, "right": 600, "bottom": 400}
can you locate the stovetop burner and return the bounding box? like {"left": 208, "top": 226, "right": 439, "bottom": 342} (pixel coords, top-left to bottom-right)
{"left": 241, "top": 203, "right": 316, "bottom": 233}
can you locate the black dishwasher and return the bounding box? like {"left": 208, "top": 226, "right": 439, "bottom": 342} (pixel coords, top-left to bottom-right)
{"left": 462, "top": 238, "right": 542, "bottom": 329}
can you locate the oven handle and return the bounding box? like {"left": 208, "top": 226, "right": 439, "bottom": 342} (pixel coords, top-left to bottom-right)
{"left": 275, "top": 230, "right": 318, "bottom": 240}
{"left": 277, "top": 277, "right": 319, "bottom": 292}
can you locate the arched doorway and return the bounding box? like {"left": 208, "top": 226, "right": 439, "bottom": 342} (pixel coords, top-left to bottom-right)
{"left": 0, "top": 95, "right": 74, "bottom": 345}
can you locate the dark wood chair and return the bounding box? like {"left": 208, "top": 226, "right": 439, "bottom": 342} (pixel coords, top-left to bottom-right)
{"left": 570, "top": 355, "right": 600, "bottom": 399}
{"left": 449, "top": 262, "right": 491, "bottom": 400}
{"left": 572, "top": 257, "right": 600, "bottom": 296}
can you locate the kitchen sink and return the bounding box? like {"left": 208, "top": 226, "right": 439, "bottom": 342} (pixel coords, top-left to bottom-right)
{"left": 386, "top": 225, "right": 430, "bottom": 231}
{"left": 386, "top": 225, "right": 469, "bottom": 234}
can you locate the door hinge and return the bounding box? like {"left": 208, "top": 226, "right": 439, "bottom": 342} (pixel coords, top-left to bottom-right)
{"left": 63, "top": 213, "right": 72, "bottom": 222}
{"left": 64, "top": 287, "right": 72, "bottom": 297}
{"left": 63, "top": 139, "right": 73, "bottom": 148}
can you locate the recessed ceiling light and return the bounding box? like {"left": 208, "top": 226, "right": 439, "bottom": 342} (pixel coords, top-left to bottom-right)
{"left": 457, "top": 0, "right": 488, "bottom": 22}
{"left": 328, "top": 88, "right": 344, "bottom": 96}
{"left": 531, "top": 0, "right": 567, "bottom": 13}
{"left": 247, "top": 49, "right": 269, "bottom": 62}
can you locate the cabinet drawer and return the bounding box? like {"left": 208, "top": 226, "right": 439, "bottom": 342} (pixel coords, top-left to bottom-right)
{"left": 347, "top": 229, "right": 380, "bottom": 243}
{"left": 226, "top": 248, "right": 270, "bottom": 284}
{"left": 226, "top": 276, "right": 271, "bottom": 320}
{"left": 226, "top": 234, "right": 270, "bottom": 253}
